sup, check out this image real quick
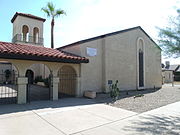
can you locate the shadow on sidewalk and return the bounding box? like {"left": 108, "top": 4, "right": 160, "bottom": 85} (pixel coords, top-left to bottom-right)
{"left": 0, "top": 87, "right": 165, "bottom": 116}
{"left": 123, "top": 114, "right": 180, "bottom": 135}
{"left": 0, "top": 97, "right": 97, "bottom": 115}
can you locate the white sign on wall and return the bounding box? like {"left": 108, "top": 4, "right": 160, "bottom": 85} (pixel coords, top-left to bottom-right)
{"left": 86, "top": 47, "right": 97, "bottom": 56}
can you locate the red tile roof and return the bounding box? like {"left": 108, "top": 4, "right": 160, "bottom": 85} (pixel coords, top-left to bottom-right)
{"left": 11, "top": 12, "right": 46, "bottom": 23}
{"left": 0, "top": 42, "right": 88, "bottom": 63}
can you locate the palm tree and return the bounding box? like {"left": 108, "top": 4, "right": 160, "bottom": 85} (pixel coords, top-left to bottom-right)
{"left": 42, "top": 2, "right": 66, "bottom": 48}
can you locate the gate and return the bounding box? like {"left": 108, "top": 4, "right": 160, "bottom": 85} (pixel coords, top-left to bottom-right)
{"left": 58, "top": 66, "right": 77, "bottom": 98}
{"left": 26, "top": 74, "right": 52, "bottom": 103}
{"left": 0, "top": 70, "right": 18, "bottom": 104}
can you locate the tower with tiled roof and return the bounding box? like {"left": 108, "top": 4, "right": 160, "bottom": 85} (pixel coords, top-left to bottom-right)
{"left": 11, "top": 12, "right": 46, "bottom": 46}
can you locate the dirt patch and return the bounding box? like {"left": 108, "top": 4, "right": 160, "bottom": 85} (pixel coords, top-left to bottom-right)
{"left": 94, "top": 85, "right": 180, "bottom": 113}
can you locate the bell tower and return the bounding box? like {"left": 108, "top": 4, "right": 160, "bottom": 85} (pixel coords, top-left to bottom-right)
{"left": 11, "top": 12, "right": 46, "bottom": 46}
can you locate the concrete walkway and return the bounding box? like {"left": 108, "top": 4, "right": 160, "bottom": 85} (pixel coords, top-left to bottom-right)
{"left": 0, "top": 98, "right": 180, "bottom": 135}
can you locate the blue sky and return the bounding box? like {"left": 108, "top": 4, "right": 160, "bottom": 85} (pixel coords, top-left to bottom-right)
{"left": 0, "top": 0, "right": 180, "bottom": 64}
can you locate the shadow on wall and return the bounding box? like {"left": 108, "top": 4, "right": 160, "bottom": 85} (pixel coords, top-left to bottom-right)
{"left": 123, "top": 114, "right": 180, "bottom": 135}
{"left": 94, "top": 88, "right": 162, "bottom": 104}
{"left": 118, "top": 88, "right": 161, "bottom": 99}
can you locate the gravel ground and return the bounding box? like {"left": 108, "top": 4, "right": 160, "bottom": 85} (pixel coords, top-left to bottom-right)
{"left": 94, "top": 84, "right": 180, "bottom": 113}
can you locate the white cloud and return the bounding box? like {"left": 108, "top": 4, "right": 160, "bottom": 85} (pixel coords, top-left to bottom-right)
{"left": 43, "top": 0, "right": 180, "bottom": 64}
{"left": 162, "top": 57, "right": 180, "bottom": 65}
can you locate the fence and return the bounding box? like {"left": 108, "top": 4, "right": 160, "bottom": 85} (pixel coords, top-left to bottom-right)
{"left": 0, "top": 70, "right": 18, "bottom": 104}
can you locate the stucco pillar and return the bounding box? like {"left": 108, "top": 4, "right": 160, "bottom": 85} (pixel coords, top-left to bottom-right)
{"left": 76, "top": 76, "right": 81, "bottom": 97}
{"left": 52, "top": 77, "right": 59, "bottom": 100}
{"left": 17, "top": 77, "right": 28, "bottom": 104}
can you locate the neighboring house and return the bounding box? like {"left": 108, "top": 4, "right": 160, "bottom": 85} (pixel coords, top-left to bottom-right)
{"left": 58, "top": 26, "right": 162, "bottom": 92}
{"left": 173, "top": 65, "right": 180, "bottom": 81}
{"left": 0, "top": 12, "right": 162, "bottom": 104}
{"left": 162, "top": 64, "right": 180, "bottom": 83}
{"left": 162, "top": 69, "right": 173, "bottom": 83}
{"left": 175, "top": 68, "right": 180, "bottom": 80}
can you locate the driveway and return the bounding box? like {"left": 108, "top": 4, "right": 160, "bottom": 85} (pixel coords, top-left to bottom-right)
{"left": 27, "top": 84, "right": 50, "bottom": 101}
{"left": 0, "top": 98, "right": 180, "bottom": 135}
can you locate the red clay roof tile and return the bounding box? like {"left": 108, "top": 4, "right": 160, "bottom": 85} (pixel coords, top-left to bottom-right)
{"left": 0, "top": 42, "right": 88, "bottom": 63}
{"left": 11, "top": 12, "right": 46, "bottom": 23}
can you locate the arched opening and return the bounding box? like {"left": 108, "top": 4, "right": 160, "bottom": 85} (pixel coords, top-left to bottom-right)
{"left": 25, "top": 69, "right": 34, "bottom": 84}
{"left": 0, "top": 61, "right": 18, "bottom": 104}
{"left": 22, "top": 25, "right": 29, "bottom": 42}
{"left": 33, "top": 27, "right": 39, "bottom": 43}
{"left": 26, "top": 64, "right": 51, "bottom": 102}
{"left": 58, "top": 66, "right": 77, "bottom": 98}
{"left": 139, "top": 39, "right": 143, "bottom": 50}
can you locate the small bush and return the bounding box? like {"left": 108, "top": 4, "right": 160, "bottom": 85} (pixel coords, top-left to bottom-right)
{"left": 44, "top": 78, "right": 50, "bottom": 88}
{"left": 110, "top": 80, "right": 120, "bottom": 100}
{"left": 34, "top": 76, "right": 43, "bottom": 83}
{"left": 134, "top": 94, "right": 144, "bottom": 98}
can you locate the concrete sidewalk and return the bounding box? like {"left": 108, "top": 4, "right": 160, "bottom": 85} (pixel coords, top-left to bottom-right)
{"left": 77, "top": 101, "right": 180, "bottom": 135}
{"left": 0, "top": 98, "right": 180, "bottom": 135}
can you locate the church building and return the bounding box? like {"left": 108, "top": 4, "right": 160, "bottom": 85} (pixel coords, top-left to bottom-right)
{"left": 0, "top": 12, "right": 162, "bottom": 104}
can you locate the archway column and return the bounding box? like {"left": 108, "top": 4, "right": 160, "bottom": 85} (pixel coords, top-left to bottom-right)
{"left": 17, "top": 77, "right": 28, "bottom": 104}
{"left": 76, "top": 76, "right": 81, "bottom": 97}
{"left": 51, "top": 76, "right": 59, "bottom": 100}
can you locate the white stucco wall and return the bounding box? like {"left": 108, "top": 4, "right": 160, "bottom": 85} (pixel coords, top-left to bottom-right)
{"left": 137, "top": 29, "right": 162, "bottom": 89}
{"left": 104, "top": 29, "right": 162, "bottom": 91}
{"left": 104, "top": 30, "right": 137, "bottom": 91}
{"left": 12, "top": 15, "right": 44, "bottom": 46}
{"left": 62, "top": 27, "right": 162, "bottom": 94}
{"left": 62, "top": 44, "right": 81, "bottom": 56}
{"left": 80, "top": 39, "right": 104, "bottom": 94}
{"left": 162, "top": 70, "right": 173, "bottom": 83}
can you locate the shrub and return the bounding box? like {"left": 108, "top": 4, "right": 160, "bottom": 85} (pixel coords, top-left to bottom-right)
{"left": 110, "top": 80, "right": 120, "bottom": 100}
{"left": 34, "top": 76, "right": 43, "bottom": 83}
{"left": 134, "top": 94, "right": 144, "bottom": 98}
{"left": 44, "top": 78, "right": 50, "bottom": 88}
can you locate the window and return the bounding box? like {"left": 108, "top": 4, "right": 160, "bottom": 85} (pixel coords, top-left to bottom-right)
{"left": 22, "top": 25, "right": 29, "bottom": 42}
{"left": 137, "top": 38, "right": 145, "bottom": 88}
{"left": 139, "top": 49, "right": 144, "bottom": 87}
{"left": 33, "top": 27, "right": 39, "bottom": 43}
{"left": 86, "top": 47, "right": 97, "bottom": 56}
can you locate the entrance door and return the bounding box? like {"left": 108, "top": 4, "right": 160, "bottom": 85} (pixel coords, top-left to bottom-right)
{"left": 25, "top": 66, "right": 51, "bottom": 103}
{"left": 139, "top": 51, "right": 144, "bottom": 87}
{"left": 58, "top": 66, "right": 77, "bottom": 98}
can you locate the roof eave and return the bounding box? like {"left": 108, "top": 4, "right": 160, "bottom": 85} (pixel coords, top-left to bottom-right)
{"left": 58, "top": 26, "right": 162, "bottom": 51}
{"left": 11, "top": 12, "right": 46, "bottom": 23}
{"left": 138, "top": 27, "right": 162, "bottom": 51}
{"left": 0, "top": 53, "right": 89, "bottom": 64}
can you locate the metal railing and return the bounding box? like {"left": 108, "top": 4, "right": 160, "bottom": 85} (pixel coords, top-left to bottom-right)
{"left": 12, "top": 34, "right": 44, "bottom": 45}
{"left": 0, "top": 70, "right": 18, "bottom": 104}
